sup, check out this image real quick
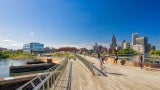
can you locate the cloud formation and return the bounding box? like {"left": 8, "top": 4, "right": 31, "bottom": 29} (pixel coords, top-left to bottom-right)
{"left": 3, "top": 39, "right": 17, "bottom": 42}
{"left": 29, "top": 32, "right": 35, "bottom": 36}
{"left": 6, "top": 34, "right": 13, "bottom": 37}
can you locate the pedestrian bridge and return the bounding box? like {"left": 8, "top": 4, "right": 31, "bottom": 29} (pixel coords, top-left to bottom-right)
{"left": 17, "top": 55, "right": 160, "bottom": 90}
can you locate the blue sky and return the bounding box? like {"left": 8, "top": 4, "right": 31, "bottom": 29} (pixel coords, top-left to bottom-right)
{"left": 0, "top": 0, "right": 160, "bottom": 49}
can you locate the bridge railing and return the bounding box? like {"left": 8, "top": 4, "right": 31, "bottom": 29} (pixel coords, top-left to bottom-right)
{"left": 75, "top": 54, "right": 94, "bottom": 75}
{"left": 67, "top": 61, "right": 72, "bottom": 90}
{"left": 17, "top": 58, "right": 68, "bottom": 90}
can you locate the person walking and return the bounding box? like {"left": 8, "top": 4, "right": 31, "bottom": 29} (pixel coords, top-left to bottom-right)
{"left": 139, "top": 54, "right": 143, "bottom": 69}
{"left": 101, "top": 55, "right": 108, "bottom": 72}
{"left": 98, "top": 52, "right": 103, "bottom": 70}
{"left": 113, "top": 53, "right": 118, "bottom": 65}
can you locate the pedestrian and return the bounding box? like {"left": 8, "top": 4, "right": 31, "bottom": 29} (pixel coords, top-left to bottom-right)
{"left": 113, "top": 53, "right": 118, "bottom": 65}
{"left": 101, "top": 55, "right": 108, "bottom": 72}
{"left": 97, "top": 52, "right": 103, "bottom": 70}
{"left": 139, "top": 54, "right": 143, "bottom": 69}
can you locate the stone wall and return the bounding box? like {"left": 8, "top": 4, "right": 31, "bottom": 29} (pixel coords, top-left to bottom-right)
{"left": 10, "top": 63, "right": 54, "bottom": 73}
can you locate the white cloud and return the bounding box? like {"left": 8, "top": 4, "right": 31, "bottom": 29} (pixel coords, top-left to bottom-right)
{"left": 3, "top": 39, "right": 17, "bottom": 42}
{"left": 1, "top": 41, "right": 24, "bottom": 49}
{"left": 4, "top": 44, "right": 23, "bottom": 49}
{"left": 6, "top": 34, "right": 13, "bottom": 37}
{"left": 29, "top": 32, "right": 35, "bottom": 36}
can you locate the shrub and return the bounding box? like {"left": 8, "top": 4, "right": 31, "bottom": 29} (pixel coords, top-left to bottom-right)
{"left": 120, "top": 60, "right": 126, "bottom": 65}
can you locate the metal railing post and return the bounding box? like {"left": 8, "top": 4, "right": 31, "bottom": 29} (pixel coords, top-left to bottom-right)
{"left": 75, "top": 55, "right": 95, "bottom": 75}
{"left": 17, "top": 58, "right": 68, "bottom": 90}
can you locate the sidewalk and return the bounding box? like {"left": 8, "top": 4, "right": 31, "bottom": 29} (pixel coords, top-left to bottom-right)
{"left": 79, "top": 55, "right": 160, "bottom": 90}
{"left": 54, "top": 55, "right": 160, "bottom": 90}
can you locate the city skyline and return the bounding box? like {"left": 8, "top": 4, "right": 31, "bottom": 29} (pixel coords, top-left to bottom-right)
{"left": 0, "top": 0, "right": 160, "bottom": 49}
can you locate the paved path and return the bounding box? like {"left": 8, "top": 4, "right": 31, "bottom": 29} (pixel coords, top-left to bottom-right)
{"left": 79, "top": 55, "right": 160, "bottom": 90}
{"left": 55, "top": 55, "right": 160, "bottom": 90}
{"left": 54, "top": 61, "right": 72, "bottom": 90}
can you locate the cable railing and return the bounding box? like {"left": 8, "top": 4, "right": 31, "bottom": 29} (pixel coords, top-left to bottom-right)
{"left": 17, "top": 58, "right": 68, "bottom": 90}
{"left": 75, "top": 54, "right": 95, "bottom": 75}
{"left": 67, "top": 62, "right": 72, "bottom": 90}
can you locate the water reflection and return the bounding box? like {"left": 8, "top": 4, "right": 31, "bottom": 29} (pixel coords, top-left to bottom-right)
{"left": 0, "top": 59, "right": 27, "bottom": 78}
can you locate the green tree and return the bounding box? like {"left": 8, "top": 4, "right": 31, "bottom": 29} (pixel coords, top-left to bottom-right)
{"left": 118, "top": 49, "right": 138, "bottom": 56}
{"left": 102, "top": 51, "right": 108, "bottom": 56}
{"left": 149, "top": 50, "right": 160, "bottom": 58}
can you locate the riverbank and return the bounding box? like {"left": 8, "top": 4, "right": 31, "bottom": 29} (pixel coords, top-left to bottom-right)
{"left": 0, "top": 51, "right": 36, "bottom": 60}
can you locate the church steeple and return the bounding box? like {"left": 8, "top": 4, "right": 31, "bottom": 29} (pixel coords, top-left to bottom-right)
{"left": 110, "top": 34, "right": 117, "bottom": 49}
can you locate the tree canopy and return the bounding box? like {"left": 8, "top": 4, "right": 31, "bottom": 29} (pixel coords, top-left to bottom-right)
{"left": 118, "top": 49, "right": 138, "bottom": 56}
{"left": 0, "top": 50, "right": 35, "bottom": 60}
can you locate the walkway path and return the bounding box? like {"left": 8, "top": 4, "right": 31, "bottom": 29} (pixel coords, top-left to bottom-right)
{"left": 75, "top": 55, "right": 160, "bottom": 90}
{"left": 56, "top": 55, "right": 160, "bottom": 90}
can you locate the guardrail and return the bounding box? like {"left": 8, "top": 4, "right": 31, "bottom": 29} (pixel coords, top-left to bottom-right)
{"left": 67, "top": 62, "right": 72, "bottom": 90}
{"left": 17, "top": 58, "right": 68, "bottom": 90}
{"left": 75, "top": 55, "right": 94, "bottom": 75}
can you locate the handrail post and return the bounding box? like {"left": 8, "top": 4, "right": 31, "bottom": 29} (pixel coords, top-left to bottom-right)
{"left": 17, "top": 58, "right": 68, "bottom": 90}
{"left": 75, "top": 54, "right": 95, "bottom": 75}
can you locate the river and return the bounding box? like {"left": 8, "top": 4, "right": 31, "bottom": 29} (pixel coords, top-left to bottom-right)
{"left": 0, "top": 59, "right": 29, "bottom": 78}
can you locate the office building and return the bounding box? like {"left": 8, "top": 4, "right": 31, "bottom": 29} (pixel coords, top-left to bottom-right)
{"left": 122, "top": 41, "right": 130, "bottom": 49}
{"left": 151, "top": 46, "right": 156, "bottom": 51}
{"left": 132, "top": 33, "right": 139, "bottom": 45}
{"left": 23, "top": 42, "right": 44, "bottom": 54}
{"left": 147, "top": 44, "right": 152, "bottom": 52}
{"left": 136, "top": 37, "right": 148, "bottom": 46}
{"left": 132, "top": 45, "right": 144, "bottom": 54}
{"left": 135, "top": 37, "right": 148, "bottom": 53}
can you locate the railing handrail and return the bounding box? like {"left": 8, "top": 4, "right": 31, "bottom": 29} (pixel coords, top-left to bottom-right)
{"left": 33, "top": 64, "right": 63, "bottom": 90}
{"left": 67, "top": 62, "right": 72, "bottom": 90}
{"left": 17, "top": 58, "right": 68, "bottom": 90}
{"left": 75, "top": 54, "right": 94, "bottom": 75}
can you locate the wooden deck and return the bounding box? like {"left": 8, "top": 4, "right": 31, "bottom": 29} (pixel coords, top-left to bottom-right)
{"left": 55, "top": 55, "right": 160, "bottom": 90}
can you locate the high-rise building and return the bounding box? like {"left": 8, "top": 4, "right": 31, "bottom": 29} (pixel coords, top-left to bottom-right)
{"left": 132, "top": 33, "right": 156, "bottom": 54}
{"left": 151, "top": 46, "right": 156, "bottom": 51}
{"left": 147, "top": 44, "right": 152, "bottom": 52}
{"left": 135, "top": 37, "right": 148, "bottom": 53}
{"left": 132, "top": 45, "right": 144, "bottom": 54}
{"left": 121, "top": 40, "right": 126, "bottom": 48}
{"left": 110, "top": 34, "right": 117, "bottom": 49}
{"left": 136, "top": 37, "right": 148, "bottom": 46}
{"left": 23, "top": 42, "right": 44, "bottom": 54}
{"left": 132, "top": 33, "right": 139, "bottom": 45}
{"left": 122, "top": 41, "right": 130, "bottom": 49}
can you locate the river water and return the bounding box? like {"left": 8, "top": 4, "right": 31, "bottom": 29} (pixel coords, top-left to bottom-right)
{"left": 0, "top": 59, "right": 29, "bottom": 78}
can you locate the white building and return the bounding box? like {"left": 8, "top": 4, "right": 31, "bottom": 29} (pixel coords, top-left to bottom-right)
{"left": 122, "top": 41, "right": 130, "bottom": 49}
{"left": 132, "top": 45, "right": 144, "bottom": 54}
